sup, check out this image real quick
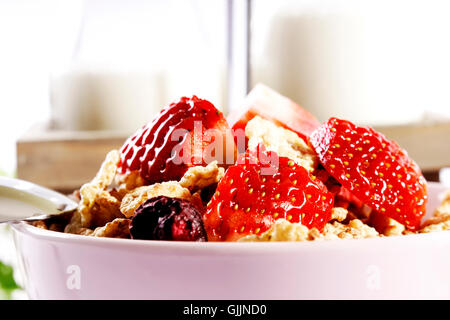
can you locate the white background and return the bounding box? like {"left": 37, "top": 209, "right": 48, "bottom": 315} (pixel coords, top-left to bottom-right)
{"left": 1, "top": 0, "right": 450, "bottom": 174}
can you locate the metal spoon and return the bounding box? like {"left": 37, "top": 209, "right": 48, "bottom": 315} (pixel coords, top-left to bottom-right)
{"left": 0, "top": 177, "right": 77, "bottom": 224}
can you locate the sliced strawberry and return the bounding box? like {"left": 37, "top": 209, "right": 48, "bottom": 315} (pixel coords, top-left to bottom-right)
{"left": 314, "top": 166, "right": 363, "bottom": 211}
{"left": 204, "top": 145, "right": 334, "bottom": 241}
{"left": 310, "top": 117, "right": 427, "bottom": 230}
{"left": 334, "top": 186, "right": 364, "bottom": 210}
{"left": 227, "top": 84, "right": 320, "bottom": 150}
{"left": 119, "top": 96, "right": 235, "bottom": 185}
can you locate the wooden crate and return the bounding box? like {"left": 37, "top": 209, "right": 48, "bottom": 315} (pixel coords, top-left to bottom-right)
{"left": 374, "top": 121, "right": 450, "bottom": 173}
{"left": 17, "top": 121, "right": 450, "bottom": 192}
{"left": 17, "top": 122, "right": 129, "bottom": 193}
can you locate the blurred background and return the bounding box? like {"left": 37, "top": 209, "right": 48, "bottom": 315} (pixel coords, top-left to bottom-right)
{"left": 0, "top": 0, "right": 450, "bottom": 299}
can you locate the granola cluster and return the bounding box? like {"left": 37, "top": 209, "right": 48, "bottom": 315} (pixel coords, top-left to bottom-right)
{"left": 419, "top": 191, "right": 450, "bottom": 233}
{"left": 34, "top": 153, "right": 225, "bottom": 239}
{"left": 245, "top": 116, "right": 318, "bottom": 172}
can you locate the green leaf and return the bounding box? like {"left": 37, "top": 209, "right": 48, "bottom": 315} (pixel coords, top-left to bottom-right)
{"left": 0, "top": 260, "right": 20, "bottom": 299}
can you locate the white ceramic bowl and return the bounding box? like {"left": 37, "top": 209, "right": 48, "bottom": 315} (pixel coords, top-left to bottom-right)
{"left": 10, "top": 182, "right": 450, "bottom": 299}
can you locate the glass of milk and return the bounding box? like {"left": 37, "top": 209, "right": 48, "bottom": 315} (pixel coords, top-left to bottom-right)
{"left": 251, "top": 0, "right": 450, "bottom": 125}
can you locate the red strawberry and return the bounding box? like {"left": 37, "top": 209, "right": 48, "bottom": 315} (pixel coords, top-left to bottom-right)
{"left": 314, "top": 168, "right": 362, "bottom": 209}
{"left": 119, "top": 96, "right": 235, "bottom": 185}
{"left": 334, "top": 186, "right": 364, "bottom": 210}
{"left": 204, "top": 146, "right": 334, "bottom": 241}
{"left": 227, "top": 84, "right": 320, "bottom": 151}
{"left": 310, "top": 117, "right": 427, "bottom": 230}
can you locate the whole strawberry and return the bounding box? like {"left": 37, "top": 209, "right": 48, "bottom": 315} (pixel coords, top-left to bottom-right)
{"left": 119, "top": 96, "right": 233, "bottom": 185}
{"left": 204, "top": 146, "right": 334, "bottom": 241}
{"left": 310, "top": 117, "right": 427, "bottom": 230}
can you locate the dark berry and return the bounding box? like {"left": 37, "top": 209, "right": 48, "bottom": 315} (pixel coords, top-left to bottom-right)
{"left": 130, "top": 196, "right": 207, "bottom": 241}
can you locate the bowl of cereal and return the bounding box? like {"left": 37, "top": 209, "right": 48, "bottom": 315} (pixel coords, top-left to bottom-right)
{"left": 10, "top": 181, "right": 450, "bottom": 299}
{"left": 10, "top": 87, "right": 450, "bottom": 299}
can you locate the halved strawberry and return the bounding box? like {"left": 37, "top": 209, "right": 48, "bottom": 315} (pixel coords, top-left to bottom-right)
{"left": 119, "top": 96, "right": 235, "bottom": 185}
{"left": 334, "top": 186, "right": 364, "bottom": 210}
{"left": 204, "top": 145, "right": 334, "bottom": 241}
{"left": 310, "top": 117, "right": 427, "bottom": 230}
{"left": 227, "top": 84, "right": 320, "bottom": 149}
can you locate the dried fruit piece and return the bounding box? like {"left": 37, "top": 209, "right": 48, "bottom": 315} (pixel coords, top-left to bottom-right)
{"left": 130, "top": 196, "right": 207, "bottom": 241}
{"left": 310, "top": 117, "right": 427, "bottom": 230}
{"left": 204, "top": 146, "right": 334, "bottom": 241}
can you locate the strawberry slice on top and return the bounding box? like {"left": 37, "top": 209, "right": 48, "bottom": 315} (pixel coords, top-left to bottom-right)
{"left": 119, "top": 96, "right": 234, "bottom": 185}
{"left": 310, "top": 117, "right": 427, "bottom": 231}
{"left": 227, "top": 84, "right": 320, "bottom": 148}
{"left": 204, "top": 145, "right": 334, "bottom": 241}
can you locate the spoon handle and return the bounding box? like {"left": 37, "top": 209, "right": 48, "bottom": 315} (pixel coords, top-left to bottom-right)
{"left": 1, "top": 209, "right": 76, "bottom": 225}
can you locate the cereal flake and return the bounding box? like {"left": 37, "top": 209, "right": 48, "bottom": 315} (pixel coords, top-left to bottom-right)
{"left": 245, "top": 116, "right": 318, "bottom": 172}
